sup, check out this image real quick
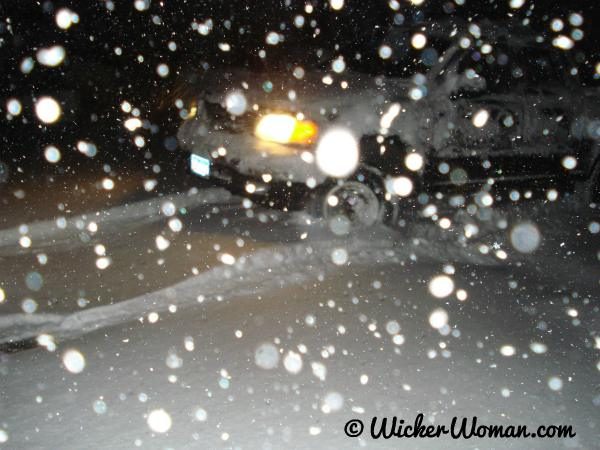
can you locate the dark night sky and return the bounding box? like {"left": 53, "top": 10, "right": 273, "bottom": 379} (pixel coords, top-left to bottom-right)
{"left": 3, "top": 1, "right": 599, "bottom": 90}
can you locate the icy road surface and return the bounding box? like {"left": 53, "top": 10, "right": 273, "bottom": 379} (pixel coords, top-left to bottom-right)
{"left": 0, "top": 188, "right": 598, "bottom": 449}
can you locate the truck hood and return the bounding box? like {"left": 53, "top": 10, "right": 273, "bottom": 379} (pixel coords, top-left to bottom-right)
{"left": 199, "top": 68, "right": 414, "bottom": 136}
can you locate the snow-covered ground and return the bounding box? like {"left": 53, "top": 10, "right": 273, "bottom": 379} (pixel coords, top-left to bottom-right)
{"left": 0, "top": 188, "right": 232, "bottom": 256}
{"left": 0, "top": 188, "right": 598, "bottom": 449}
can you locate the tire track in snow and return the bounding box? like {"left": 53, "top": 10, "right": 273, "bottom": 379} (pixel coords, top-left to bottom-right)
{"left": 0, "top": 234, "right": 419, "bottom": 345}
{"left": 0, "top": 215, "right": 505, "bottom": 346}
{"left": 0, "top": 188, "right": 233, "bottom": 256}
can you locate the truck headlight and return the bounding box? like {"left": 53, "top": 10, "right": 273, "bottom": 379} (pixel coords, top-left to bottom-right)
{"left": 255, "top": 114, "right": 318, "bottom": 145}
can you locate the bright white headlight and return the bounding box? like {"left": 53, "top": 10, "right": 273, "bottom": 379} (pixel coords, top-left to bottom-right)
{"left": 255, "top": 114, "right": 318, "bottom": 145}
{"left": 315, "top": 128, "right": 359, "bottom": 178}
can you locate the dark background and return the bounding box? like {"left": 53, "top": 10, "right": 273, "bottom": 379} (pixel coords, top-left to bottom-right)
{"left": 1, "top": 0, "right": 598, "bottom": 183}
